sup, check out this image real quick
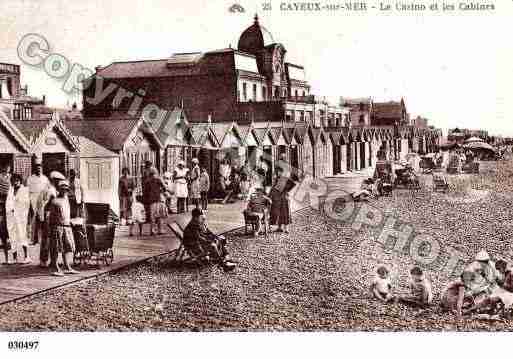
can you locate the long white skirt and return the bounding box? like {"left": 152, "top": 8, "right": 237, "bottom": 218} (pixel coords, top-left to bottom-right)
{"left": 175, "top": 182, "right": 188, "bottom": 198}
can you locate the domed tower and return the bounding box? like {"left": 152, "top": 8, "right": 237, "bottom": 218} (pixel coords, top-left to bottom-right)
{"left": 238, "top": 15, "right": 287, "bottom": 98}
{"left": 238, "top": 14, "right": 275, "bottom": 56}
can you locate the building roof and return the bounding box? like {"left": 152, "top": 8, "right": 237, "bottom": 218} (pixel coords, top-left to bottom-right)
{"left": 372, "top": 101, "right": 405, "bottom": 120}
{"left": 0, "top": 110, "right": 30, "bottom": 152}
{"left": 78, "top": 136, "right": 117, "bottom": 157}
{"left": 64, "top": 119, "right": 141, "bottom": 151}
{"left": 96, "top": 59, "right": 200, "bottom": 79}
{"left": 10, "top": 120, "right": 49, "bottom": 142}
{"left": 11, "top": 118, "right": 79, "bottom": 151}
{"left": 238, "top": 15, "right": 275, "bottom": 55}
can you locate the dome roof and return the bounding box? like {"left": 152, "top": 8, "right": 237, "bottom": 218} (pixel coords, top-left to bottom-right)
{"left": 238, "top": 15, "right": 275, "bottom": 54}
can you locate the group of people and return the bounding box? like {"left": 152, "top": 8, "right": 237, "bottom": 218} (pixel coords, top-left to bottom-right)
{"left": 118, "top": 159, "right": 211, "bottom": 236}
{"left": 243, "top": 158, "right": 295, "bottom": 237}
{"left": 0, "top": 158, "right": 83, "bottom": 277}
{"left": 371, "top": 250, "right": 513, "bottom": 318}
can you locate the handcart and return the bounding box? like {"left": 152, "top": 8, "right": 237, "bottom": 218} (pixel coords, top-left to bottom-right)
{"left": 73, "top": 203, "right": 116, "bottom": 266}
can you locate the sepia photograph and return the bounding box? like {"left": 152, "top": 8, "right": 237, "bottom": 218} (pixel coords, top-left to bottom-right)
{"left": 0, "top": 0, "right": 512, "bottom": 356}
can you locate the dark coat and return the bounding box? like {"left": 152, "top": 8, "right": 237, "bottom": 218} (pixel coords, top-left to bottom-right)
{"left": 269, "top": 176, "right": 294, "bottom": 225}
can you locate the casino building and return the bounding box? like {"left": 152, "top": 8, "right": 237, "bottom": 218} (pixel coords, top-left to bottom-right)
{"left": 81, "top": 15, "right": 442, "bottom": 185}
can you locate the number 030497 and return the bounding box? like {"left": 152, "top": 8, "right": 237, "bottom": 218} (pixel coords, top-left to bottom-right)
{"left": 7, "top": 341, "right": 39, "bottom": 350}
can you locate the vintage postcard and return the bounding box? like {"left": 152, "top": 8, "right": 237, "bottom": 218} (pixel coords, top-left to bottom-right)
{"left": 0, "top": 0, "right": 512, "bottom": 355}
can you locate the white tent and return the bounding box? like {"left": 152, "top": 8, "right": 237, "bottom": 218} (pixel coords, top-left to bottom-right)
{"left": 464, "top": 136, "right": 483, "bottom": 143}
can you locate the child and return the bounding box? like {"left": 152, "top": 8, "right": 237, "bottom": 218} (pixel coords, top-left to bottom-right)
{"left": 399, "top": 266, "right": 433, "bottom": 308}
{"left": 496, "top": 260, "right": 513, "bottom": 292}
{"left": 130, "top": 195, "right": 145, "bottom": 236}
{"left": 370, "top": 266, "right": 395, "bottom": 302}
{"left": 162, "top": 171, "right": 175, "bottom": 214}
{"left": 47, "top": 180, "right": 79, "bottom": 276}
{"left": 441, "top": 271, "right": 475, "bottom": 317}
{"left": 199, "top": 167, "right": 210, "bottom": 211}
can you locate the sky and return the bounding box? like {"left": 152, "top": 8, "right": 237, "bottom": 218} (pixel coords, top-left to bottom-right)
{"left": 0, "top": 0, "right": 512, "bottom": 135}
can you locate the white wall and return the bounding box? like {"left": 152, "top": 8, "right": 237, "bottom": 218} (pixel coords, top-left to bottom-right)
{"left": 80, "top": 156, "right": 120, "bottom": 216}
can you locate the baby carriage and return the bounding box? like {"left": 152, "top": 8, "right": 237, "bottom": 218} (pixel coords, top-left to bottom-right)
{"left": 73, "top": 203, "right": 116, "bottom": 266}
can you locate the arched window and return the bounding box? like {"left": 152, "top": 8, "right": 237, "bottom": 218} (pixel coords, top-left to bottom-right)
{"left": 242, "top": 82, "right": 247, "bottom": 101}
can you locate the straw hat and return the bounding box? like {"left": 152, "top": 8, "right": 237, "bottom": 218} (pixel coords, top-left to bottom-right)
{"left": 50, "top": 171, "right": 65, "bottom": 180}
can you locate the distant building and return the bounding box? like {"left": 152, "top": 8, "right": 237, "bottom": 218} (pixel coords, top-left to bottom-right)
{"left": 371, "top": 98, "right": 408, "bottom": 127}
{"left": 0, "top": 62, "right": 45, "bottom": 120}
{"left": 411, "top": 116, "right": 429, "bottom": 128}
{"left": 83, "top": 15, "right": 345, "bottom": 126}
{"left": 340, "top": 97, "right": 372, "bottom": 127}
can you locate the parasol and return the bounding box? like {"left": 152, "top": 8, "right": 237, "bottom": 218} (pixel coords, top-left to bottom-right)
{"left": 464, "top": 136, "right": 484, "bottom": 143}
{"left": 462, "top": 141, "right": 496, "bottom": 152}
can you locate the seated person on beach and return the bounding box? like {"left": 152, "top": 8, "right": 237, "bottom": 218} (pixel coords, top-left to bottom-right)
{"left": 496, "top": 260, "right": 513, "bottom": 292}
{"left": 464, "top": 250, "right": 499, "bottom": 297}
{"left": 352, "top": 178, "right": 376, "bottom": 202}
{"left": 182, "top": 208, "right": 233, "bottom": 270}
{"left": 370, "top": 266, "right": 395, "bottom": 303}
{"left": 441, "top": 271, "right": 475, "bottom": 317}
{"left": 399, "top": 266, "right": 433, "bottom": 308}
{"left": 244, "top": 187, "right": 272, "bottom": 237}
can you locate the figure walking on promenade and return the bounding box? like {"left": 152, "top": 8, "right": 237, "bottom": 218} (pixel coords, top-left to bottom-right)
{"left": 0, "top": 164, "right": 11, "bottom": 264}
{"left": 26, "top": 158, "right": 48, "bottom": 245}
{"left": 119, "top": 167, "right": 136, "bottom": 225}
{"left": 173, "top": 160, "right": 189, "bottom": 213}
{"left": 48, "top": 180, "right": 78, "bottom": 276}
{"left": 36, "top": 171, "right": 65, "bottom": 268}
{"left": 189, "top": 158, "right": 201, "bottom": 208}
{"left": 6, "top": 173, "right": 31, "bottom": 264}
{"left": 269, "top": 167, "right": 294, "bottom": 234}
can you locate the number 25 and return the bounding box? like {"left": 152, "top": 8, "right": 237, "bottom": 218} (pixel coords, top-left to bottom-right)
{"left": 262, "top": 3, "right": 272, "bottom": 11}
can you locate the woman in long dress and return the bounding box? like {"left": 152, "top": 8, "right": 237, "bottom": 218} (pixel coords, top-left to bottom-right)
{"left": 173, "top": 160, "right": 189, "bottom": 213}
{"left": 269, "top": 167, "right": 294, "bottom": 233}
{"left": 189, "top": 158, "right": 201, "bottom": 208}
{"left": 6, "top": 173, "right": 31, "bottom": 263}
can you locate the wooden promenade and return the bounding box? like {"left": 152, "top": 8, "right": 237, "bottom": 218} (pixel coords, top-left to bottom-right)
{"left": 0, "top": 171, "right": 369, "bottom": 305}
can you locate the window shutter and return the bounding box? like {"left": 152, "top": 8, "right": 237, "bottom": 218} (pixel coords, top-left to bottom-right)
{"left": 101, "top": 162, "right": 112, "bottom": 189}
{"left": 14, "top": 154, "right": 31, "bottom": 182}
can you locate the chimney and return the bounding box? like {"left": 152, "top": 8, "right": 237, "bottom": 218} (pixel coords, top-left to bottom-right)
{"left": 207, "top": 113, "right": 212, "bottom": 124}
{"left": 42, "top": 95, "right": 46, "bottom": 104}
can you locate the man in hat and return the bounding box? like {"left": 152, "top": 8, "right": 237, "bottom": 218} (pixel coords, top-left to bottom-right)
{"left": 141, "top": 160, "right": 154, "bottom": 223}
{"left": 36, "top": 171, "right": 65, "bottom": 268}
{"left": 27, "top": 158, "right": 49, "bottom": 245}
{"left": 173, "top": 160, "right": 189, "bottom": 213}
{"left": 183, "top": 208, "right": 229, "bottom": 264}
{"left": 47, "top": 179, "right": 78, "bottom": 276}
